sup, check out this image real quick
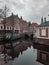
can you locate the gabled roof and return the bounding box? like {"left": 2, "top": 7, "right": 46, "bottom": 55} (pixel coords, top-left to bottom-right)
{"left": 1, "top": 14, "right": 19, "bottom": 26}
{"left": 31, "top": 22, "right": 38, "bottom": 27}
{"left": 6, "top": 14, "right": 19, "bottom": 20}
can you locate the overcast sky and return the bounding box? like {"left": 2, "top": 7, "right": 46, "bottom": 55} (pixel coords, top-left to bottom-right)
{"left": 0, "top": 0, "right": 49, "bottom": 24}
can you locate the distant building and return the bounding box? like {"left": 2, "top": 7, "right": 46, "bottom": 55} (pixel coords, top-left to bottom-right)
{"left": 30, "top": 22, "right": 38, "bottom": 33}
{"left": 19, "top": 16, "right": 28, "bottom": 33}
{"left": 28, "top": 22, "right": 38, "bottom": 36}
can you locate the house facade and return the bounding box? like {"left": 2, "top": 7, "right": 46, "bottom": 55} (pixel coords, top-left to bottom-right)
{"left": 19, "top": 16, "right": 28, "bottom": 33}
{"left": 30, "top": 22, "right": 38, "bottom": 35}
{"left": 0, "top": 13, "right": 29, "bottom": 38}
{"left": 35, "top": 17, "right": 49, "bottom": 43}
{"left": 34, "top": 17, "right": 49, "bottom": 65}
{"left": 0, "top": 13, "right": 29, "bottom": 51}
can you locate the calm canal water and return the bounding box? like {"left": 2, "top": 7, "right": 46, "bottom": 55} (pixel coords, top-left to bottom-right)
{"left": 7, "top": 44, "right": 43, "bottom": 65}
{"left": 0, "top": 40, "right": 43, "bottom": 65}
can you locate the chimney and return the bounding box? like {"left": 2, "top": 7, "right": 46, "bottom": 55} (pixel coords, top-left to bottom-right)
{"left": 20, "top": 16, "right": 22, "bottom": 20}
{"left": 11, "top": 12, "right": 13, "bottom": 16}
{"left": 41, "top": 17, "right": 43, "bottom": 23}
{"left": 44, "top": 17, "right": 46, "bottom": 23}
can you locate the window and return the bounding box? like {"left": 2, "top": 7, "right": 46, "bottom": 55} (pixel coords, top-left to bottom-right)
{"left": 41, "top": 29, "right": 46, "bottom": 36}
{"left": 1, "top": 26, "right": 3, "bottom": 29}
{"left": 42, "top": 53, "right": 47, "bottom": 61}
{"left": 10, "top": 27, "right": 12, "bottom": 30}
{"left": 40, "top": 28, "right": 48, "bottom": 37}
{"left": 7, "top": 27, "right": 9, "bottom": 30}
{"left": 40, "top": 52, "right": 48, "bottom": 61}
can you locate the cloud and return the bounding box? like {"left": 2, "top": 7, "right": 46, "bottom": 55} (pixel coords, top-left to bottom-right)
{"left": 0, "top": 0, "right": 49, "bottom": 24}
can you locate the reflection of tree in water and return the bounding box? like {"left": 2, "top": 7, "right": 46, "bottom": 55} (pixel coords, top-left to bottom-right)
{"left": 0, "top": 35, "right": 35, "bottom": 64}
{"left": 0, "top": 40, "right": 33, "bottom": 63}
{"left": 10, "top": 40, "right": 33, "bottom": 59}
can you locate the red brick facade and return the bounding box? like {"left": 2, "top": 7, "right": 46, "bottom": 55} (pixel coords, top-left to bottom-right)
{"left": 0, "top": 13, "right": 29, "bottom": 33}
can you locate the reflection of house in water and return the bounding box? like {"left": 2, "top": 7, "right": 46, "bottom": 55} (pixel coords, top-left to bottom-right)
{"left": 34, "top": 17, "right": 49, "bottom": 65}
{"left": 0, "top": 13, "right": 29, "bottom": 52}
{"left": 4, "top": 40, "right": 33, "bottom": 59}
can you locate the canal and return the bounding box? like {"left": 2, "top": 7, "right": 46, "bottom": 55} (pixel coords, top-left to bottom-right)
{"left": 0, "top": 40, "right": 43, "bottom": 65}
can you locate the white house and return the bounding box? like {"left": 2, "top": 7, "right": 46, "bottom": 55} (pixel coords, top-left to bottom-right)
{"left": 35, "top": 17, "right": 49, "bottom": 43}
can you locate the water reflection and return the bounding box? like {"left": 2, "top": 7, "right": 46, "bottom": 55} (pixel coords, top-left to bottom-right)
{"left": 6, "top": 40, "right": 33, "bottom": 59}
{"left": 0, "top": 40, "right": 43, "bottom": 65}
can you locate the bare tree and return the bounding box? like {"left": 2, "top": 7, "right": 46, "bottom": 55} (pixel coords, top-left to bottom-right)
{"left": 0, "top": 5, "right": 10, "bottom": 63}
{"left": 0, "top": 5, "right": 10, "bottom": 39}
{"left": 2, "top": 5, "right": 10, "bottom": 18}
{"left": 2, "top": 5, "right": 10, "bottom": 30}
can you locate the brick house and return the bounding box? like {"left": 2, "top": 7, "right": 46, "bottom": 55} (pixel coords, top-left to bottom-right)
{"left": 19, "top": 17, "right": 28, "bottom": 33}
{"left": 0, "top": 13, "right": 29, "bottom": 51}
{"left": 30, "top": 22, "right": 38, "bottom": 34}
{"left": 0, "top": 13, "right": 29, "bottom": 38}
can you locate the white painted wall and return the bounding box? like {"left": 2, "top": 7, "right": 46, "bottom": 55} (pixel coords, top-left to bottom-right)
{"left": 35, "top": 27, "right": 49, "bottom": 39}
{"left": 35, "top": 27, "right": 40, "bottom": 38}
